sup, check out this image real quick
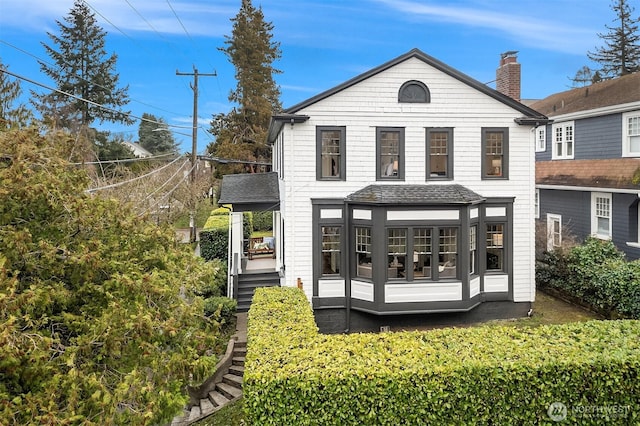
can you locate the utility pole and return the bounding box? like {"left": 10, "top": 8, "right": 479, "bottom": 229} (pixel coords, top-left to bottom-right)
{"left": 176, "top": 67, "right": 216, "bottom": 242}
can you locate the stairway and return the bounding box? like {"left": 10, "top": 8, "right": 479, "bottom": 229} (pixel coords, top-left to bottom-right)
{"left": 170, "top": 334, "right": 247, "bottom": 425}
{"left": 236, "top": 271, "right": 280, "bottom": 312}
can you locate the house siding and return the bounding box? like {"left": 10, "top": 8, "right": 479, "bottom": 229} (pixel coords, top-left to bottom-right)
{"left": 575, "top": 114, "right": 622, "bottom": 159}
{"left": 279, "top": 56, "right": 536, "bottom": 305}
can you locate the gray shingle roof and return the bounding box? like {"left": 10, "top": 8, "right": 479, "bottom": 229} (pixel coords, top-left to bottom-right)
{"left": 218, "top": 172, "right": 279, "bottom": 209}
{"left": 345, "top": 184, "right": 485, "bottom": 205}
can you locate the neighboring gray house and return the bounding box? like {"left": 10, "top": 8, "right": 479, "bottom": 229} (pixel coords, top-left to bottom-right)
{"left": 220, "top": 49, "right": 549, "bottom": 332}
{"left": 532, "top": 72, "right": 640, "bottom": 259}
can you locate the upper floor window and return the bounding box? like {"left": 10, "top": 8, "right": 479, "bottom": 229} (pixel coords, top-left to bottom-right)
{"left": 535, "top": 126, "right": 546, "bottom": 152}
{"left": 377, "top": 127, "right": 405, "bottom": 180}
{"left": 622, "top": 111, "right": 640, "bottom": 157}
{"left": 591, "top": 192, "right": 612, "bottom": 239}
{"left": 552, "top": 121, "right": 574, "bottom": 160}
{"left": 482, "top": 128, "right": 509, "bottom": 179}
{"left": 398, "top": 80, "right": 430, "bottom": 103}
{"left": 317, "top": 126, "right": 346, "bottom": 180}
{"left": 426, "top": 128, "right": 453, "bottom": 180}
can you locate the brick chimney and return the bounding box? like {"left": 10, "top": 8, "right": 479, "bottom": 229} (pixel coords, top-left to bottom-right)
{"left": 496, "top": 51, "right": 521, "bottom": 101}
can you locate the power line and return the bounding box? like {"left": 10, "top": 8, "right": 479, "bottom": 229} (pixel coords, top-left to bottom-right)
{"left": 71, "top": 151, "right": 177, "bottom": 165}
{"left": 0, "top": 67, "right": 195, "bottom": 130}
{"left": 166, "top": 0, "right": 193, "bottom": 42}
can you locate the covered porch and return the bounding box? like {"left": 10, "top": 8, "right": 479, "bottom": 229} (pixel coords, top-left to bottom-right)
{"left": 218, "top": 172, "right": 283, "bottom": 311}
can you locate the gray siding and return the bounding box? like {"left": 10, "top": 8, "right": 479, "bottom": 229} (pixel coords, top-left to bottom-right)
{"left": 539, "top": 189, "right": 591, "bottom": 240}
{"left": 575, "top": 114, "right": 622, "bottom": 159}
{"left": 539, "top": 189, "right": 640, "bottom": 260}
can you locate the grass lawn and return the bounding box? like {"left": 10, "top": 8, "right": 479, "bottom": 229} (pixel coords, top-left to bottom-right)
{"left": 192, "top": 290, "right": 600, "bottom": 426}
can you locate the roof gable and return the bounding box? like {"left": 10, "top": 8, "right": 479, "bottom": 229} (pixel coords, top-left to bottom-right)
{"left": 530, "top": 72, "right": 640, "bottom": 117}
{"left": 284, "top": 48, "right": 545, "bottom": 120}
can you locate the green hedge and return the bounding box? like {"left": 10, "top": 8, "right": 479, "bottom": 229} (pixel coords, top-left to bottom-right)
{"left": 244, "top": 287, "right": 640, "bottom": 425}
{"left": 537, "top": 237, "right": 640, "bottom": 319}
{"left": 200, "top": 208, "right": 230, "bottom": 261}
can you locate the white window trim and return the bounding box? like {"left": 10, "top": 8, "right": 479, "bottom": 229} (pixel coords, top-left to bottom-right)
{"left": 551, "top": 121, "right": 575, "bottom": 160}
{"left": 546, "top": 214, "right": 562, "bottom": 251}
{"left": 535, "top": 126, "right": 546, "bottom": 152}
{"left": 535, "top": 189, "right": 540, "bottom": 219}
{"left": 622, "top": 110, "right": 640, "bottom": 157}
{"left": 591, "top": 192, "right": 612, "bottom": 240}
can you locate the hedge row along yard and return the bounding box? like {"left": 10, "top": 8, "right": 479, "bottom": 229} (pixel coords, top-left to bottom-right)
{"left": 244, "top": 287, "right": 640, "bottom": 425}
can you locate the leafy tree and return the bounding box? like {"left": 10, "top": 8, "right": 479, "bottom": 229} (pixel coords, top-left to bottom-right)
{"left": 0, "top": 60, "right": 33, "bottom": 130}
{"left": 32, "top": 0, "right": 132, "bottom": 132}
{"left": 588, "top": 0, "right": 640, "bottom": 77}
{"left": 0, "top": 128, "right": 224, "bottom": 425}
{"left": 208, "top": 0, "right": 282, "bottom": 174}
{"left": 138, "top": 112, "right": 178, "bottom": 154}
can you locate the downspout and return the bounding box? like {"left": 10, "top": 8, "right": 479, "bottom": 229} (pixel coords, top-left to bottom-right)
{"left": 344, "top": 200, "right": 351, "bottom": 333}
{"left": 227, "top": 211, "right": 233, "bottom": 298}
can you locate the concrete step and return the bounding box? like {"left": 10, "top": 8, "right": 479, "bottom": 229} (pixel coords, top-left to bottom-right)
{"left": 223, "top": 373, "right": 243, "bottom": 388}
{"left": 232, "top": 356, "right": 245, "bottom": 366}
{"left": 188, "top": 405, "right": 201, "bottom": 422}
{"left": 228, "top": 364, "right": 245, "bottom": 376}
{"left": 200, "top": 398, "right": 215, "bottom": 416}
{"left": 233, "top": 347, "right": 247, "bottom": 356}
{"left": 208, "top": 390, "right": 230, "bottom": 407}
{"left": 216, "top": 382, "right": 242, "bottom": 400}
{"left": 234, "top": 339, "right": 247, "bottom": 348}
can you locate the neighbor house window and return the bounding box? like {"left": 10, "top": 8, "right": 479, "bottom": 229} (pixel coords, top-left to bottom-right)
{"left": 547, "top": 214, "right": 562, "bottom": 251}
{"left": 355, "top": 227, "right": 372, "bottom": 278}
{"left": 486, "top": 224, "right": 505, "bottom": 271}
{"left": 426, "top": 128, "right": 453, "bottom": 180}
{"left": 469, "top": 225, "right": 477, "bottom": 275}
{"left": 622, "top": 111, "right": 640, "bottom": 157}
{"left": 482, "top": 128, "right": 509, "bottom": 179}
{"left": 535, "top": 126, "right": 546, "bottom": 152}
{"left": 321, "top": 226, "right": 341, "bottom": 275}
{"left": 387, "top": 229, "right": 407, "bottom": 279}
{"left": 317, "top": 126, "right": 346, "bottom": 180}
{"left": 438, "top": 227, "right": 457, "bottom": 279}
{"left": 552, "top": 121, "right": 574, "bottom": 160}
{"left": 535, "top": 189, "right": 540, "bottom": 219}
{"left": 591, "top": 192, "right": 612, "bottom": 239}
{"left": 377, "top": 127, "right": 404, "bottom": 179}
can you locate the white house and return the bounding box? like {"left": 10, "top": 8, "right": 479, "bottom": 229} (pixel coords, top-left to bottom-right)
{"left": 219, "top": 49, "right": 549, "bottom": 332}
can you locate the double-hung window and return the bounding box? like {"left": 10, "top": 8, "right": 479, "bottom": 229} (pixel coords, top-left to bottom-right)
{"left": 469, "top": 225, "right": 477, "bottom": 275}
{"left": 552, "top": 121, "right": 574, "bottom": 159}
{"left": 317, "top": 126, "right": 346, "bottom": 180}
{"left": 387, "top": 229, "right": 407, "bottom": 279}
{"left": 486, "top": 224, "right": 505, "bottom": 271}
{"left": 535, "top": 126, "right": 546, "bottom": 152}
{"left": 426, "top": 128, "right": 453, "bottom": 180}
{"left": 355, "top": 227, "right": 372, "bottom": 278}
{"left": 622, "top": 111, "right": 640, "bottom": 157}
{"left": 438, "top": 227, "right": 458, "bottom": 279}
{"left": 547, "top": 214, "right": 562, "bottom": 251}
{"left": 377, "top": 127, "right": 404, "bottom": 179}
{"left": 482, "top": 128, "right": 508, "bottom": 179}
{"left": 591, "top": 192, "right": 612, "bottom": 239}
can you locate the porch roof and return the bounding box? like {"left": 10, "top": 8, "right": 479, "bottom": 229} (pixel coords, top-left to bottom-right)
{"left": 218, "top": 172, "right": 280, "bottom": 212}
{"left": 345, "top": 184, "right": 485, "bottom": 205}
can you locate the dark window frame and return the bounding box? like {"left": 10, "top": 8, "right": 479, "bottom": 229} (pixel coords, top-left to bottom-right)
{"left": 398, "top": 80, "right": 431, "bottom": 103}
{"left": 316, "top": 126, "right": 346, "bottom": 181}
{"left": 426, "top": 127, "right": 454, "bottom": 180}
{"left": 481, "top": 127, "right": 509, "bottom": 180}
{"left": 376, "top": 127, "right": 405, "bottom": 180}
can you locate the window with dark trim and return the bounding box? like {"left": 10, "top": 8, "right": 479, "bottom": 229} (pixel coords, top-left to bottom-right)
{"left": 438, "top": 227, "right": 458, "bottom": 279}
{"left": 398, "top": 80, "right": 430, "bottom": 103}
{"left": 387, "top": 228, "right": 407, "bottom": 279}
{"left": 486, "top": 224, "right": 505, "bottom": 271}
{"left": 426, "top": 127, "right": 453, "bottom": 180}
{"left": 469, "top": 225, "right": 477, "bottom": 275}
{"left": 355, "top": 227, "right": 372, "bottom": 279}
{"left": 321, "top": 226, "right": 341, "bottom": 276}
{"left": 316, "top": 126, "right": 346, "bottom": 180}
{"left": 482, "top": 128, "right": 509, "bottom": 179}
{"left": 377, "top": 127, "right": 404, "bottom": 180}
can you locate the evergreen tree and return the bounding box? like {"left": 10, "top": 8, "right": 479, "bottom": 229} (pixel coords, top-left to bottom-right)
{"left": 208, "top": 0, "right": 282, "bottom": 173}
{"left": 587, "top": 0, "right": 640, "bottom": 77}
{"left": 32, "top": 0, "right": 132, "bottom": 132}
{"left": 138, "top": 113, "right": 178, "bottom": 154}
{"left": 0, "top": 60, "right": 33, "bottom": 130}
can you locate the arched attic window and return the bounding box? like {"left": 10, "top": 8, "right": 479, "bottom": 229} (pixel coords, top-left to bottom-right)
{"left": 398, "top": 80, "right": 430, "bottom": 103}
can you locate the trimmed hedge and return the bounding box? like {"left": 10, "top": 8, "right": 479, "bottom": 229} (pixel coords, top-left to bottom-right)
{"left": 537, "top": 237, "right": 640, "bottom": 319}
{"left": 244, "top": 287, "right": 640, "bottom": 425}
{"left": 200, "top": 207, "right": 231, "bottom": 261}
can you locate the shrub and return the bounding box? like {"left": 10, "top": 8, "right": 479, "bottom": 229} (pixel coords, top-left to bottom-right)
{"left": 204, "top": 296, "right": 237, "bottom": 324}
{"left": 200, "top": 208, "right": 231, "bottom": 262}
{"left": 244, "top": 287, "right": 640, "bottom": 425}
{"left": 252, "top": 210, "right": 273, "bottom": 232}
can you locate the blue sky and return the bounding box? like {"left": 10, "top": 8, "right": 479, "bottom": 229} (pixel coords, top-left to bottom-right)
{"left": 0, "top": 0, "right": 615, "bottom": 153}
